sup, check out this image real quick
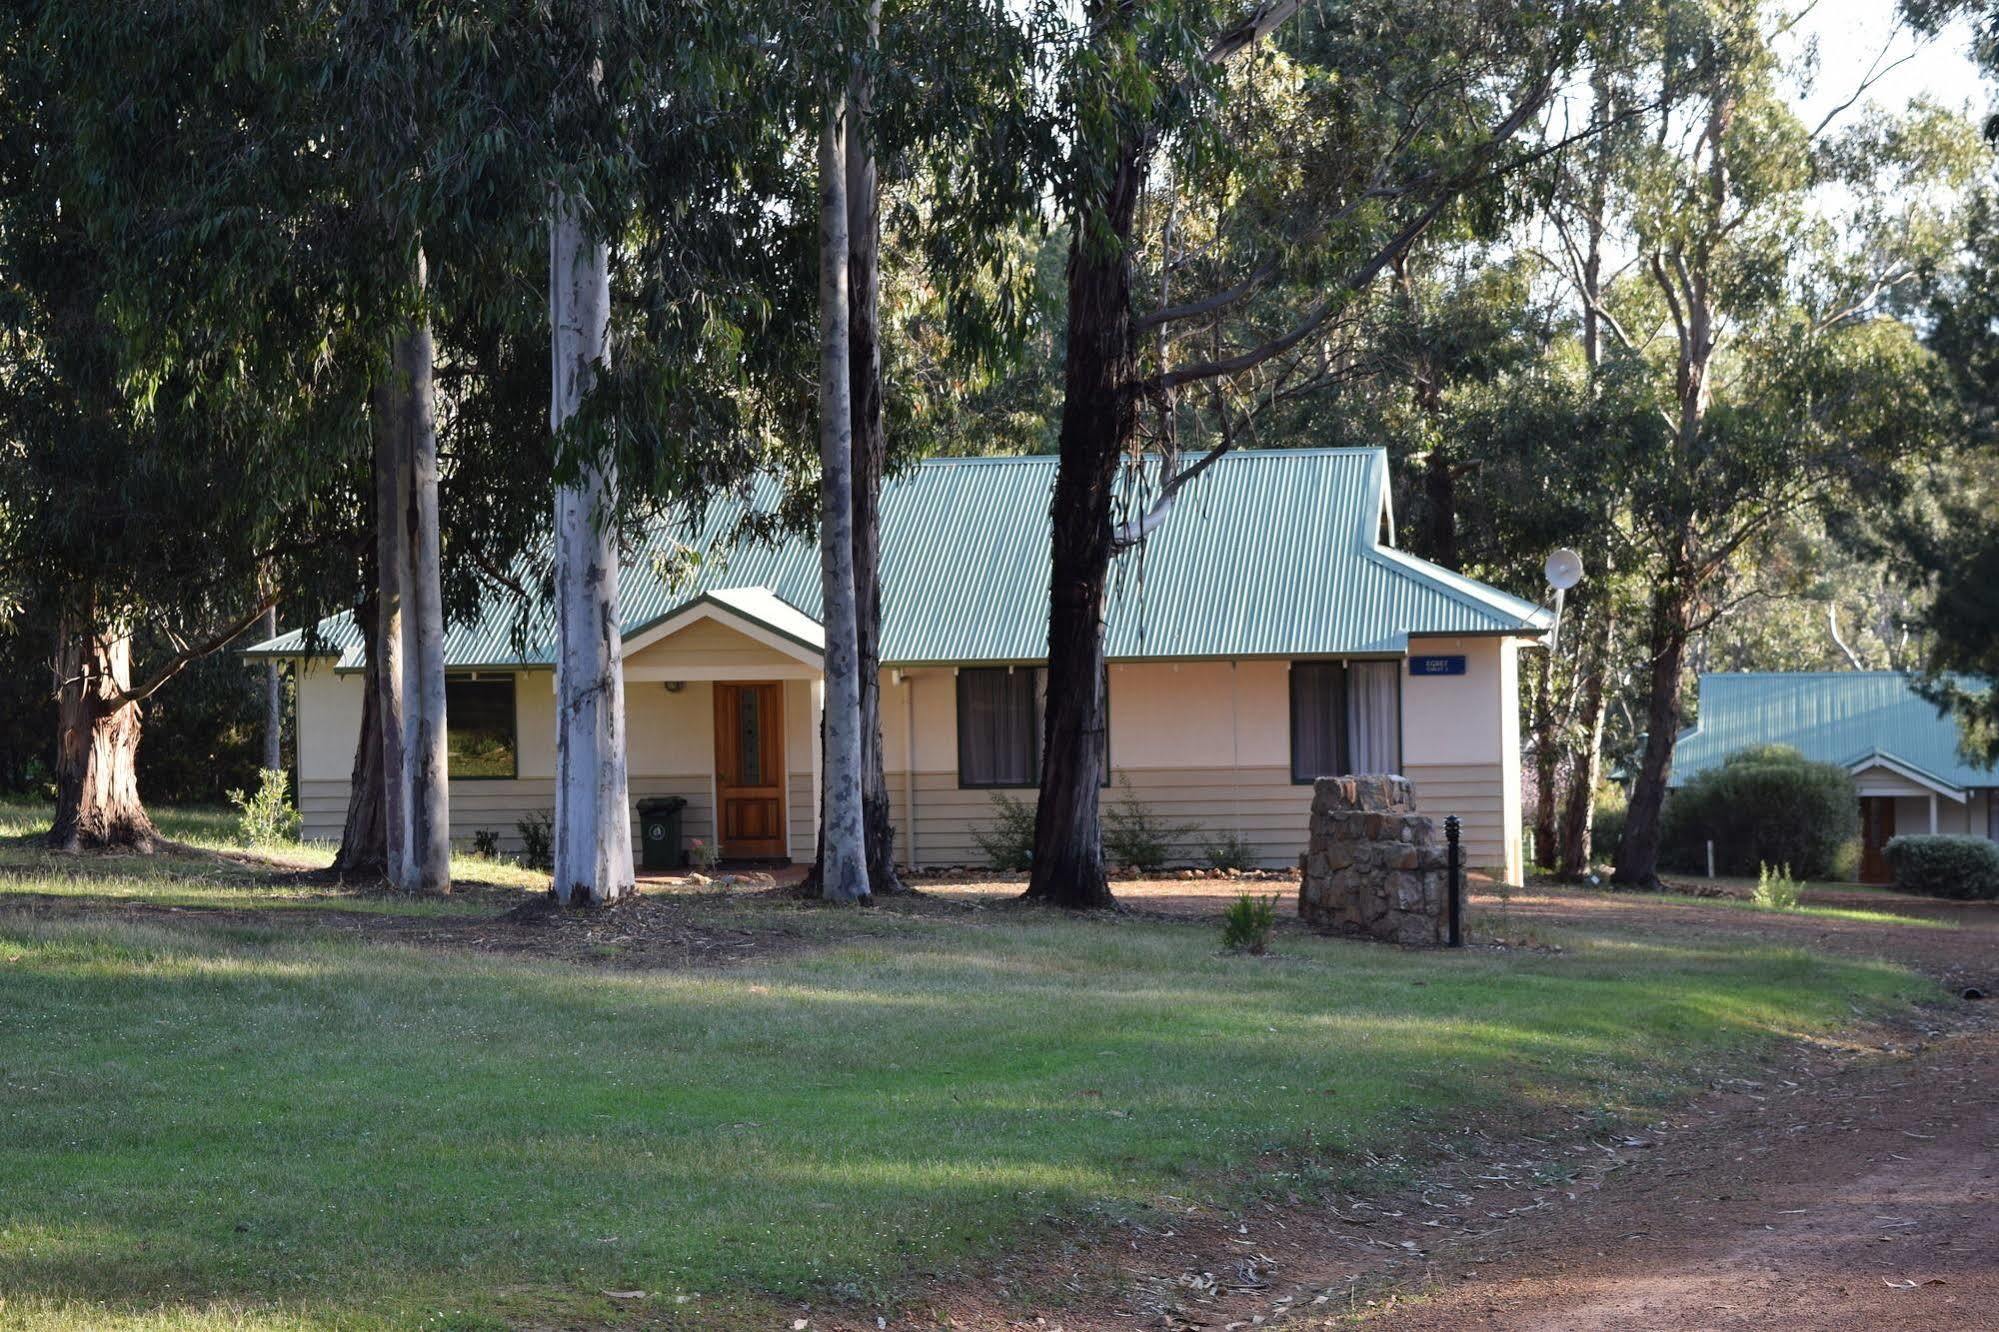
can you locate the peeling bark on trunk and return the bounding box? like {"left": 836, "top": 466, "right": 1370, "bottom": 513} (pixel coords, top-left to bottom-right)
{"left": 1530, "top": 646, "right": 1559, "bottom": 870}
{"left": 333, "top": 624, "right": 387, "bottom": 878}
{"left": 396, "top": 291, "right": 451, "bottom": 895}
{"left": 814, "top": 99, "right": 871, "bottom": 904}
{"left": 847, "top": 0, "right": 902, "bottom": 894}
{"left": 373, "top": 375, "right": 412, "bottom": 887}
{"left": 259, "top": 605, "right": 283, "bottom": 774}
{"left": 369, "top": 255, "right": 449, "bottom": 894}
{"left": 1558, "top": 607, "right": 1614, "bottom": 879}
{"left": 1025, "top": 125, "right": 1143, "bottom": 911}
{"left": 49, "top": 616, "right": 158, "bottom": 853}
{"left": 549, "top": 196, "right": 634, "bottom": 907}
{"left": 1615, "top": 90, "right": 1731, "bottom": 889}
{"left": 1612, "top": 587, "right": 1690, "bottom": 889}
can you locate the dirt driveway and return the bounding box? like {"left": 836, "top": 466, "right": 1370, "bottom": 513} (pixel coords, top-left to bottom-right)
{"left": 889, "top": 874, "right": 1998, "bottom": 1331}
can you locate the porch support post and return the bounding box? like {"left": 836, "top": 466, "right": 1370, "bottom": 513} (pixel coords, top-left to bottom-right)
{"left": 1929, "top": 793, "right": 1939, "bottom": 834}
{"left": 811, "top": 678, "right": 825, "bottom": 858}
{"left": 903, "top": 672, "right": 917, "bottom": 870}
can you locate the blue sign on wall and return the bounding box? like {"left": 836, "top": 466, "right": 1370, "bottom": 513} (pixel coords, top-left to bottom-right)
{"left": 1408, "top": 654, "right": 1467, "bottom": 677}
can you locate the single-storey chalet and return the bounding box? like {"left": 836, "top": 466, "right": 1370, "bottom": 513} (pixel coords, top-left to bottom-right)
{"left": 1670, "top": 672, "right": 1998, "bottom": 882}
{"left": 249, "top": 448, "right": 1550, "bottom": 880}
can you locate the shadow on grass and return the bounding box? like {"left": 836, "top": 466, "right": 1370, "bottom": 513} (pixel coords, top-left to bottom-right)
{"left": 0, "top": 902, "right": 1934, "bottom": 1330}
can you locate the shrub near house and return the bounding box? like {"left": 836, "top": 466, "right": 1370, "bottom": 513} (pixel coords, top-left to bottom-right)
{"left": 1882, "top": 834, "right": 1999, "bottom": 900}
{"left": 1661, "top": 745, "right": 1860, "bottom": 880}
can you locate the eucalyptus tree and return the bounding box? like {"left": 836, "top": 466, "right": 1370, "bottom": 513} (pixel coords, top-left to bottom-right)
{"left": 23, "top": 0, "right": 563, "bottom": 889}
{"left": 547, "top": 173, "right": 632, "bottom": 906}
{"left": 1012, "top": 0, "right": 1601, "bottom": 907}
{"left": 815, "top": 78, "right": 872, "bottom": 903}
{"left": 1893, "top": 177, "right": 1999, "bottom": 757}
{"left": 1599, "top": 3, "right": 1984, "bottom": 887}
{"left": 842, "top": 0, "right": 896, "bottom": 896}
{"left": 0, "top": 4, "right": 369, "bottom": 849}
{"left": 1888, "top": 0, "right": 1999, "bottom": 758}
{"left": 533, "top": 2, "right": 826, "bottom": 904}
{"left": 789, "top": 0, "right": 1045, "bottom": 898}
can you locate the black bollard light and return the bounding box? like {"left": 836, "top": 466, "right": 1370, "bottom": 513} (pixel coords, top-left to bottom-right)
{"left": 1444, "top": 814, "right": 1462, "bottom": 948}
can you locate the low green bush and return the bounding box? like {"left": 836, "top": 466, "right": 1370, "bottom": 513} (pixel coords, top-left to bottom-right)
{"left": 515, "top": 811, "right": 554, "bottom": 872}
{"left": 1202, "top": 830, "right": 1261, "bottom": 872}
{"left": 1660, "top": 745, "right": 1859, "bottom": 880}
{"left": 1752, "top": 862, "right": 1802, "bottom": 910}
{"left": 973, "top": 793, "right": 1036, "bottom": 871}
{"left": 1881, "top": 834, "right": 1999, "bottom": 901}
{"left": 1220, "top": 892, "right": 1278, "bottom": 954}
{"left": 226, "top": 768, "right": 301, "bottom": 847}
{"left": 1102, "top": 777, "right": 1199, "bottom": 871}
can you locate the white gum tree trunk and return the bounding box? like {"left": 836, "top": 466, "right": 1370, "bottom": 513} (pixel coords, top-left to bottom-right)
{"left": 259, "top": 605, "right": 282, "bottom": 773}
{"left": 815, "top": 98, "right": 870, "bottom": 903}
{"left": 399, "top": 265, "right": 451, "bottom": 894}
{"left": 549, "top": 196, "right": 634, "bottom": 907}
{"left": 372, "top": 371, "right": 412, "bottom": 888}
{"left": 371, "top": 252, "right": 451, "bottom": 894}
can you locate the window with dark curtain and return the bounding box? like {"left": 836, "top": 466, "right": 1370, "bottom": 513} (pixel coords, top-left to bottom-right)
{"left": 446, "top": 676, "right": 517, "bottom": 779}
{"left": 1290, "top": 662, "right": 1348, "bottom": 782}
{"left": 957, "top": 667, "right": 1041, "bottom": 787}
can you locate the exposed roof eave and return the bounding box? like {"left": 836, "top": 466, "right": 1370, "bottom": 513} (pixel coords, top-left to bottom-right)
{"left": 621, "top": 588, "right": 826, "bottom": 666}
{"left": 1845, "top": 749, "right": 1968, "bottom": 802}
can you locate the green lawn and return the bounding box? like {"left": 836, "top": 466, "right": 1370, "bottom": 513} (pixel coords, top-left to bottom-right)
{"left": 1649, "top": 888, "right": 1961, "bottom": 929}
{"left": 0, "top": 807, "right": 1943, "bottom": 1330}
{"left": 0, "top": 799, "right": 544, "bottom": 914}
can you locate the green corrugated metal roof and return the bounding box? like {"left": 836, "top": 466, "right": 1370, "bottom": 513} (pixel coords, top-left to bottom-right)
{"left": 246, "top": 447, "right": 1550, "bottom": 670}
{"left": 1670, "top": 672, "right": 1997, "bottom": 791}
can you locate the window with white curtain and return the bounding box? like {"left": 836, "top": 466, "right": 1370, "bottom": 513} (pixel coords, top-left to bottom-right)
{"left": 1346, "top": 661, "right": 1402, "bottom": 773}
{"left": 1290, "top": 660, "right": 1402, "bottom": 781}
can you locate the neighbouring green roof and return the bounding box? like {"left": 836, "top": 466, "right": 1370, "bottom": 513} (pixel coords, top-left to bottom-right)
{"left": 246, "top": 447, "right": 1550, "bottom": 670}
{"left": 1670, "top": 672, "right": 1997, "bottom": 793}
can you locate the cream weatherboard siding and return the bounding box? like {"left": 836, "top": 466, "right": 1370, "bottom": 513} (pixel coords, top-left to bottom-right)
{"left": 1850, "top": 761, "right": 1992, "bottom": 840}
{"left": 1886, "top": 790, "right": 1989, "bottom": 837}
{"left": 298, "top": 620, "right": 824, "bottom": 860}
{"left": 1400, "top": 635, "right": 1525, "bottom": 883}
{"left": 877, "top": 650, "right": 1522, "bottom": 878}
{"left": 261, "top": 448, "right": 1550, "bottom": 883}
{"left": 294, "top": 636, "right": 1533, "bottom": 882}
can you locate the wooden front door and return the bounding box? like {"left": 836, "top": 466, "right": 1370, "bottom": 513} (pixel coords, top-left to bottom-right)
{"left": 1859, "top": 796, "right": 1896, "bottom": 883}
{"left": 714, "top": 682, "right": 786, "bottom": 859}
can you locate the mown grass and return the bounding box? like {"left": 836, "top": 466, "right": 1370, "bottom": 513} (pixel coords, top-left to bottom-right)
{"left": 0, "top": 799, "right": 544, "bottom": 915}
{"left": 1654, "top": 889, "right": 1961, "bottom": 930}
{"left": 0, "top": 811, "right": 1943, "bottom": 1330}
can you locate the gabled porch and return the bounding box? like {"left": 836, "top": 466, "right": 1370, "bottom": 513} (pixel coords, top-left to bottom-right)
{"left": 618, "top": 588, "right": 825, "bottom": 864}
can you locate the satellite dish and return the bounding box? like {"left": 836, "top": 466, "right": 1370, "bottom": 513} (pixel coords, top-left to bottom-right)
{"left": 1543, "top": 548, "right": 1584, "bottom": 651}
{"left": 1545, "top": 548, "right": 1584, "bottom": 591}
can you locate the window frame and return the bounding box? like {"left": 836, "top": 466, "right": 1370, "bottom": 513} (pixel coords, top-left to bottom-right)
{"left": 955, "top": 666, "right": 1043, "bottom": 789}
{"left": 444, "top": 672, "right": 519, "bottom": 781}
{"left": 953, "top": 665, "right": 1112, "bottom": 790}
{"left": 1288, "top": 660, "right": 1349, "bottom": 785}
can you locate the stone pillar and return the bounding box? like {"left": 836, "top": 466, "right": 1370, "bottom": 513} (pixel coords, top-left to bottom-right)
{"left": 1298, "top": 775, "right": 1452, "bottom": 945}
